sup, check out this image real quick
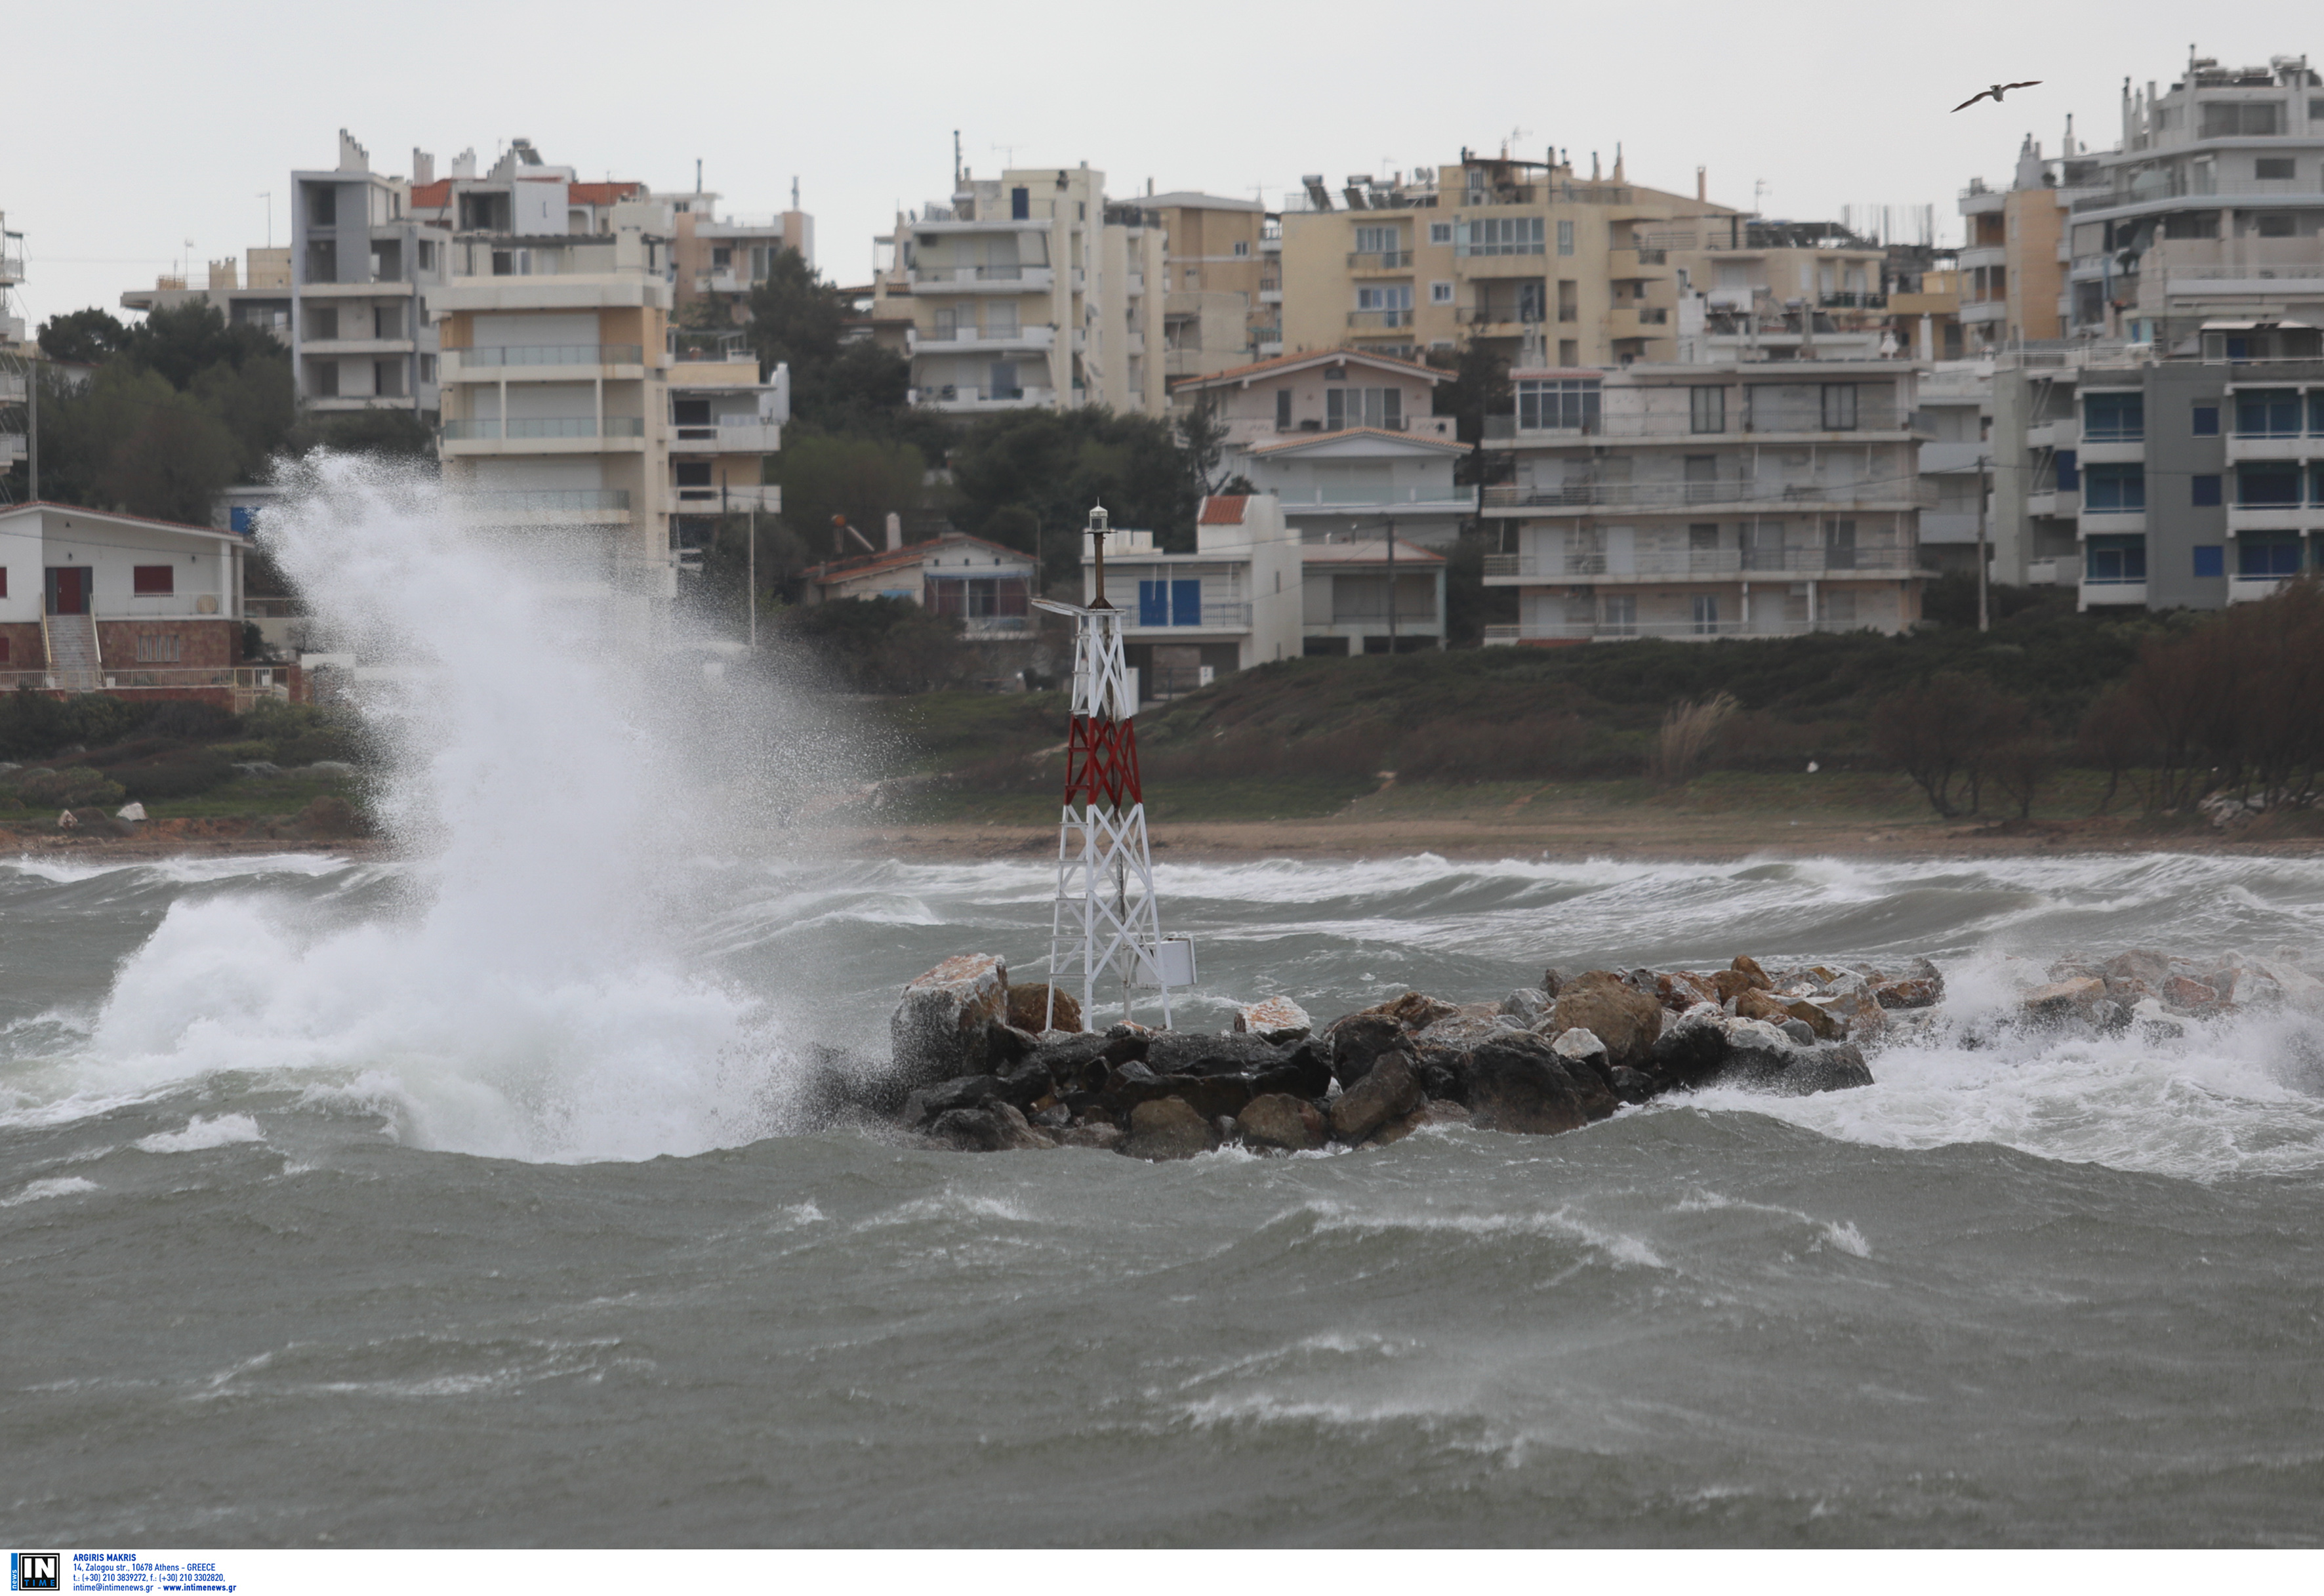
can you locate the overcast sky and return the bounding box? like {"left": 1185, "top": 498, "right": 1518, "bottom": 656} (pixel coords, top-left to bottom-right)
{"left": 11, "top": 1, "right": 2321, "bottom": 331}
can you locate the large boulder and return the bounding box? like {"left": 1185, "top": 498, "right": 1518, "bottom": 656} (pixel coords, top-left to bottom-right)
{"left": 1644, "top": 1002, "right": 1734, "bottom": 1090}
{"left": 1360, "top": 991, "right": 1461, "bottom": 1031}
{"left": 1499, "top": 988, "right": 1550, "bottom": 1027}
{"left": 1467, "top": 1033, "right": 1605, "bottom": 1135}
{"left": 891, "top": 954, "right": 1009, "bottom": 1085}
{"left": 1545, "top": 971, "right": 1663, "bottom": 1069}
{"left": 1147, "top": 1031, "right": 1290, "bottom": 1077}
{"left": 1326, "top": 1013, "right": 1409, "bottom": 1088}
{"left": 1709, "top": 1027, "right": 1875, "bottom": 1096}
{"left": 1007, "top": 983, "right": 1082, "bottom": 1034}
{"left": 927, "top": 1099, "right": 1055, "bottom": 1152}
{"left": 1123, "top": 1098, "right": 1215, "bottom": 1160}
{"left": 1327, "top": 1050, "right": 1422, "bottom": 1141}
{"left": 1233, "top": 996, "right": 1313, "bottom": 1044}
{"left": 1094, "top": 1032, "right": 1328, "bottom": 1124}
{"left": 1236, "top": 1094, "right": 1329, "bottom": 1153}
{"left": 2024, "top": 976, "right": 2104, "bottom": 1018}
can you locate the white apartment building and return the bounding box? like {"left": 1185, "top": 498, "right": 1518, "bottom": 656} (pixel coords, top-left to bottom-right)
{"left": 120, "top": 249, "right": 295, "bottom": 343}
{"left": 1299, "top": 533, "right": 1447, "bottom": 655}
{"left": 1917, "top": 358, "right": 1995, "bottom": 576}
{"left": 668, "top": 185, "right": 816, "bottom": 323}
{"left": 1081, "top": 494, "right": 1301, "bottom": 699}
{"left": 291, "top": 133, "right": 451, "bottom": 417}
{"left": 1481, "top": 361, "right": 1932, "bottom": 642}
{"left": 872, "top": 165, "right": 1167, "bottom": 416}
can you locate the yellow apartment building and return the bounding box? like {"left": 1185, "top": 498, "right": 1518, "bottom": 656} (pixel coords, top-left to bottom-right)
{"left": 1145, "top": 190, "right": 1270, "bottom": 382}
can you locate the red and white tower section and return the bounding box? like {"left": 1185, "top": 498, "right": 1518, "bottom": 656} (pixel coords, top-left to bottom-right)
{"left": 1036, "top": 505, "right": 1194, "bottom": 1028}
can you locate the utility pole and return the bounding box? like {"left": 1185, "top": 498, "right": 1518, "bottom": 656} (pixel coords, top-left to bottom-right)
{"left": 1976, "top": 452, "right": 1991, "bottom": 632}
{"left": 28, "top": 360, "right": 37, "bottom": 502}
{"left": 746, "top": 504, "right": 757, "bottom": 648}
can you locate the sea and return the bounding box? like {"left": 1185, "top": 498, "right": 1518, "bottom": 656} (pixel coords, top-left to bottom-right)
{"left": 4, "top": 464, "right": 2322, "bottom": 1547}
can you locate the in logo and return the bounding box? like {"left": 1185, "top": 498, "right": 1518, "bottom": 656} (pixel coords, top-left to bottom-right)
{"left": 10, "top": 1554, "right": 59, "bottom": 1592}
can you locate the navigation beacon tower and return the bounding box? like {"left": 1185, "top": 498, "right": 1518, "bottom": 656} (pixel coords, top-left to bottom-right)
{"left": 1034, "top": 504, "right": 1191, "bottom": 1029}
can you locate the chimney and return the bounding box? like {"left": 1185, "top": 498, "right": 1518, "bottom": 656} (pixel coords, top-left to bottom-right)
{"left": 337, "top": 129, "right": 369, "bottom": 173}
{"left": 885, "top": 512, "right": 903, "bottom": 551}
{"left": 1697, "top": 166, "right": 1707, "bottom": 202}
{"left": 413, "top": 149, "right": 434, "bottom": 186}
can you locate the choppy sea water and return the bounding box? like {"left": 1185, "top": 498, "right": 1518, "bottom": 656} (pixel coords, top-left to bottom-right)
{"left": 5, "top": 848, "right": 2323, "bottom": 1547}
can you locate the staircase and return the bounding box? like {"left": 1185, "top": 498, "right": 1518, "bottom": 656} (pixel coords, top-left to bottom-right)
{"left": 41, "top": 612, "right": 102, "bottom": 692}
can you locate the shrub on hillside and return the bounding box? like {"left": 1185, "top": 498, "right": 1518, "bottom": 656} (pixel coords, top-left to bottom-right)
{"left": 140, "top": 701, "right": 241, "bottom": 743}
{"left": 113, "top": 753, "right": 235, "bottom": 801}
{"left": 12, "top": 766, "right": 127, "bottom": 809}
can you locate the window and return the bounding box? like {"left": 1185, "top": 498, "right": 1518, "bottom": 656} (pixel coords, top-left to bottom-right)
{"left": 1274, "top": 390, "right": 1292, "bottom": 430}
{"left": 1355, "top": 285, "right": 1412, "bottom": 320}
{"left": 2236, "top": 388, "right": 2301, "bottom": 436}
{"left": 1326, "top": 387, "right": 1403, "bottom": 430}
{"left": 1515, "top": 378, "right": 1600, "bottom": 432}
{"left": 2083, "top": 391, "right": 2143, "bottom": 440}
{"left": 1557, "top": 220, "right": 1574, "bottom": 256}
{"left": 134, "top": 634, "right": 183, "bottom": 664}
{"left": 1233, "top": 240, "right": 1249, "bottom": 256}
{"left": 2258, "top": 157, "right": 2297, "bottom": 180}
{"left": 1690, "top": 386, "right": 1726, "bottom": 434}
{"left": 1820, "top": 590, "right": 1857, "bottom": 626}
{"left": 2236, "top": 463, "right": 2302, "bottom": 506}
{"left": 2193, "top": 544, "right": 2225, "bottom": 578}
{"left": 1824, "top": 519, "right": 1858, "bottom": 569}
{"left": 1429, "top": 281, "right": 1454, "bottom": 304}
{"left": 1603, "top": 593, "right": 1636, "bottom": 635}
{"left": 1820, "top": 384, "right": 1858, "bottom": 430}
{"left": 2201, "top": 102, "right": 2282, "bottom": 137}
{"left": 2083, "top": 463, "right": 2145, "bottom": 511}
{"left": 417, "top": 239, "right": 437, "bottom": 272}
{"left": 1011, "top": 187, "right": 1029, "bottom": 220}
{"left": 1353, "top": 225, "right": 1402, "bottom": 255}
{"left": 1137, "top": 579, "right": 1202, "bottom": 626}
{"left": 712, "top": 247, "right": 731, "bottom": 268}
{"left": 419, "top": 354, "right": 436, "bottom": 383}
{"left": 1429, "top": 222, "right": 1452, "bottom": 245}
{"left": 2165, "top": 212, "right": 2220, "bottom": 239}
{"left": 2085, "top": 535, "right": 2146, "bottom": 583}
{"left": 1692, "top": 594, "right": 1721, "bottom": 635}
{"left": 2192, "top": 403, "right": 2220, "bottom": 436}
{"left": 1454, "top": 216, "right": 1543, "bottom": 257}
{"left": 2311, "top": 394, "right": 2324, "bottom": 434}
{"left": 132, "top": 565, "right": 174, "bottom": 596}
{"left": 2054, "top": 449, "right": 2079, "bottom": 491}
{"left": 0, "top": 636, "right": 7, "bottom": 663}
{"left": 2193, "top": 474, "right": 2223, "bottom": 506}
{"left": 2239, "top": 537, "right": 2302, "bottom": 577}
{"left": 2256, "top": 214, "right": 2298, "bottom": 237}
{"left": 0, "top": 567, "right": 7, "bottom": 597}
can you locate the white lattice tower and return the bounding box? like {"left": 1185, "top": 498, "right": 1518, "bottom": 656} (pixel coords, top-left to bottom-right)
{"left": 1035, "top": 505, "right": 1175, "bottom": 1029}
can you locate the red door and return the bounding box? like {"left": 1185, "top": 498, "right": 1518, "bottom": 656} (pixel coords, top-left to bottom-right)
{"left": 46, "top": 567, "right": 89, "bottom": 615}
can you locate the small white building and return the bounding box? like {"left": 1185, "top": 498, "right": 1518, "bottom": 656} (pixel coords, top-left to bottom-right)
{"left": 1234, "top": 427, "right": 1472, "bottom": 549}
{"left": 1299, "top": 533, "right": 1448, "bottom": 655}
{"left": 800, "top": 531, "right": 1038, "bottom": 640}
{"left": 1081, "top": 494, "right": 1301, "bottom": 701}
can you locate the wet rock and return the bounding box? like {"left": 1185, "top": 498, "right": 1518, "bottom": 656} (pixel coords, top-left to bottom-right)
{"left": 1658, "top": 970, "right": 1720, "bottom": 1012}
{"left": 1608, "top": 1065, "right": 1656, "bottom": 1105}
{"left": 1030, "top": 1031, "right": 1146, "bottom": 1098}
{"left": 903, "top": 1073, "right": 999, "bottom": 1128}
{"left": 2024, "top": 975, "right": 2104, "bottom": 1017}
{"left": 1236, "top": 1093, "right": 1328, "bottom": 1153}
{"left": 1327, "top": 1013, "right": 1408, "bottom": 1088}
{"left": 1731, "top": 954, "right": 1772, "bottom": 987}
{"left": 1645, "top": 1002, "right": 1734, "bottom": 1090}
{"left": 928, "top": 1099, "right": 1053, "bottom": 1152}
{"left": 1467, "top": 1033, "right": 1603, "bottom": 1135}
{"left": 2163, "top": 974, "right": 2220, "bottom": 1009}
{"left": 1360, "top": 991, "right": 1461, "bottom": 1031}
{"left": 1006, "top": 983, "right": 1082, "bottom": 1034}
{"left": 891, "top": 953, "right": 1010, "bottom": 1086}
{"left": 1416, "top": 1099, "right": 1472, "bottom": 1128}
{"left": 1147, "top": 1031, "right": 1290, "bottom": 1077}
{"left": 984, "top": 1023, "right": 1042, "bottom": 1071}
{"left": 1815, "top": 975, "right": 1888, "bottom": 1038}
{"left": 1123, "top": 1098, "right": 1215, "bottom": 1160}
{"left": 1781, "top": 998, "right": 1845, "bottom": 1041}
{"left": 1543, "top": 971, "right": 1663, "bottom": 1069}
{"left": 1541, "top": 968, "right": 1568, "bottom": 998}
{"left": 1233, "top": 996, "right": 1313, "bottom": 1044}
{"left": 1549, "top": 1025, "right": 1609, "bottom": 1075}
{"left": 1059, "top": 1122, "right": 1124, "bottom": 1151}
{"left": 1712, "top": 968, "right": 1763, "bottom": 1002}
{"left": 1711, "top": 1030, "right": 1875, "bottom": 1096}
{"left": 1328, "top": 1050, "right": 1423, "bottom": 1142}
{"left": 1731, "top": 989, "right": 1793, "bottom": 1025}
{"left": 1871, "top": 958, "right": 1944, "bottom": 1010}
{"left": 1778, "top": 1018, "right": 1818, "bottom": 1045}
{"left": 1499, "top": 988, "right": 1550, "bottom": 1027}
{"left": 1417, "top": 1012, "right": 1520, "bottom": 1047}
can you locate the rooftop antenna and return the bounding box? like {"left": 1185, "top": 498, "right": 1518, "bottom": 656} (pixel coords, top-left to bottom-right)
{"left": 1032, "top": 504, "right": 1189, "bottom": 1029}
{"left": 791, "top": 175, "right": 800, "bottom": 211}
{"left": 952, "top": 130, "right": 962, "bottom": 188}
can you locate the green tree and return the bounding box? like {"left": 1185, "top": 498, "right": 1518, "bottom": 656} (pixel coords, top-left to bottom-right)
{"left": 774, "top": 434, "right": 928, "bottom": 562}
{"left": 947, "top": 408, "right": 1199, "bottom": 587}
{"left": 37, "top": 308, "right": 132, "bottom": 365}
{"left": 284, "top": 406, "right": 435, "bottom": 460}
{"left": 123, "top": 302, "right": 282, "bottom": 390}
{"left": 743, "top": 247, "right": 847, "bottom": 384}
{"left": 1428, "top": 343, "right": 1512, "bottom": 446}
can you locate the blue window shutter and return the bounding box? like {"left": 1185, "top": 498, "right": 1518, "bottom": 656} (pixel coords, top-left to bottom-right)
{"left": 2055, "top": 450, "right": 2078, "bottom": 490}
{"left": 2192, "top": 545, "right": 2224, "bottom": 578}
{"left": 2191, "top": 405, "right": 2220, "bottom": 436}
{"left": 1139, "top": 581, "right": 1168, "bottom": 626}
{"left": 2192, "top": 475, "right": 2222, "bottom": 506}
{"left": 1172, "top": 579, "right": 1201, "bottom": 625}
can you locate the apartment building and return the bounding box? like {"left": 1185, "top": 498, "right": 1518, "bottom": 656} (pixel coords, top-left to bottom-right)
{"left": 668, "top": 186, "right": 815, "bottom": 324}
{"left": 1955, "top": 135, "right": 2092, "bottom": 350}
{"left": 432, "top": 199, "right": 701, "bottom": 607}
{"left": 870, "top": 165, "right": 1167, "bottom": 416}
{"left": 291, "top": 133, "right": 451, "bottom": 417}
{"left": 1479, "top": 361, "right": 1932, "bottom": 642}
{"left": 1987, "top": 328, "right": 2324, "bottom": 611}
{"left": 120, "top": 249, "right": 295, "bottom": 342}
{"left": 1917, "top": 358, "right": 1995, "bottom": 576}
{"left": 1147, "top": 191, "right": 1269, "bottom": 382}
{"left": 1, "top": 213, "right": 25, "bottom": 478}
{"left": 1299, "top": 534, "right": 1447, "bottom": 655}
{"left": 2062, "top": 52, "right": 2324, "bottom": 345}
{"left": 666, "top": 329, "right": 788, "bottom": 569}
{"left": 1081, "top": 494, "right": 1301, "bottom": 698}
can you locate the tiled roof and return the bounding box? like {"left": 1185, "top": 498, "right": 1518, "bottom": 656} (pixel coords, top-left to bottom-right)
{"left": 0, "top": 500, "right": 244, "bottom": 541}
{"left": 1198, "top": 495, "right": 1250, "bottom": 524}
{"left": 1171, "top": 347, "right": 1446, "bottom": 390}
{"left": 1299, "top": 539, "right": 1446, "bottom": 565}
{"left": 405, "top": 178, "right": 642, "bottom": 212}
{"left": 802, "top": 531, "right": 1031, "bottom": 583}
{"left": 1248, "top": 426, "right": 1469, "bottom": 455}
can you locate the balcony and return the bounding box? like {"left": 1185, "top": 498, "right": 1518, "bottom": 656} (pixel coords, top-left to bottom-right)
{"left": 1959, "top": 300, "right": 2006, "bottom": 325}
{"left": 1483, "top": 619, "right": 1863, "bottom": 644}
{"left": 914, "top": 323, "right": 1057, "bottom": 354}
{"left": 1608, "top": 306, "right": 1673, "bottom": 339}
{"left": 1959, "top": 245, "right": 2006, "bottom": 271}
{"left": 1347, "top": 309, "right": 1414, "bottom": 330}
{"left": 1482, "top": 544, "right": 1923, "bottom": 581}
{"left": 1499, "top": 404, "right": 1917, "bottom": 442}
{"left": 2227, "top": 502, "right": 2310, "bottom": 533}
{"left": 445, "top": 344, "right": 645, "bottom": 379}
{"left": 914, "top": 383, "right": 1059, "bottom": 412}
{"left": 909, "top": 264, "right": 1055, "bottom": 293}
{"left": 1818, "top": 291, "right": 1888, "bottom": 310}
{"left": 1482, "top": 478, "right": 1936, "bottom": 514}
{"left": 1122, "top": 600, "right": 1254, "bottom": 633}
{"left": 440, "top": 416, "right": 647, "bottom": 454}
{"left": 1608, "top": 247, "right": 1671, "bottom": 277}
{"left": 670, "top": 417, "right": 783, "bottom": 454}
{"left": 2079, "top": 579, "right": 2148, "bottom": 606}
{"left": 1347, "top": 250, "right": 1415, "bottom": 273}
{"left": 451, "top": 488, "right": 633, "bottom": 524}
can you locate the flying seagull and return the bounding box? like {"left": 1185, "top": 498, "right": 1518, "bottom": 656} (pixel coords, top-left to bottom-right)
{"left": 1953, "top": 81, "right": 2041, "bottom": 112}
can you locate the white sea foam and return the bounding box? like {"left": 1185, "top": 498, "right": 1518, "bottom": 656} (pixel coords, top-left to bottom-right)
{"left": 133, "top": 1114, "right": 266, "bottom": 1154}
{"left": 2, "top": 1176, "right": 98, "bottom": 1206}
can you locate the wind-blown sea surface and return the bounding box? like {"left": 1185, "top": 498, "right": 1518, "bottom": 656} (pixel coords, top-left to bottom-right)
{"left": 5, "top": 846, "right": 2323, "bottom": 1547}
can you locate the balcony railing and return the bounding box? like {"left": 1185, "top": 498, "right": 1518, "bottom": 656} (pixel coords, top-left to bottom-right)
{"left": 1482, "top": 479, "right": 1936, "bottom": 510}
{"left": 1819, "top": 292, "right": 1888, "bottom": 309}
{"left": 1484, "top": 545, "right": 1920, "bottom": 578}
{"left": 1347, "top": 309, "right": 1415, "bottom": 329}
{"left": 455, "top": 344, "right": 643, "bottom": 368}
{"left": 1347, "top": 250, "right": 1415, "bottom": 269}
{"left": 1459, "top": 306, "right": 1544, "bottom": 325}
{"left": 1124, "top": 601, "right": 1253, "bottom": 631}
{"left": 1494, "top": 406, "right": 1915, "bottom": 440}
{"left": 1482, "top": 619, "right": 1864, "bottom": 644}
{"left": 457, "top": 489, "right": 632, "bottom": 511}
{"left": 442, "top": 417, "right": 645, "bottom": 440}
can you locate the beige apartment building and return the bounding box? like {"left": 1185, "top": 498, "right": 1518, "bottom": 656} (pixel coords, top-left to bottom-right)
{"left": 1281, "top": 153, "right": 1902, "bottom": 368}
{"left": 1481, "top": 360, "right": 1932, "bottom": 642}
{"left": 431, "top": 198, "right": 783, "bottom": 613}
{"left": 1146, "top": 190, "right": 1269, "bottom": 381}
{"left": 870, "top": 165, "right": 1166, "bottom": 416}
{"left": 668, "top": 187, "right": 815, "bottom": 324}
{"left": 1957, "top": 135, "right": 2087, "bottom": 350}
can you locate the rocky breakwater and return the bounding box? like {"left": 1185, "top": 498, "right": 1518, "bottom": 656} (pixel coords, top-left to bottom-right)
{"left": 876, "top": 952, "right": 1940, "bottom": 1160}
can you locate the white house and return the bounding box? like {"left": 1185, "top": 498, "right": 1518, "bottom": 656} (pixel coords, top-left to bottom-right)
{"left": 799, "top": 531, "right": 1038, "bottom": 640}
{"left": 1299, "top": 533, "right": 1448, "bottom": 655}
{"left": 1081, "top": 495, "right": 1301, "bottom": 701}
{"left": 1234, "top": 427, "right": 1473, "bottom": 549}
